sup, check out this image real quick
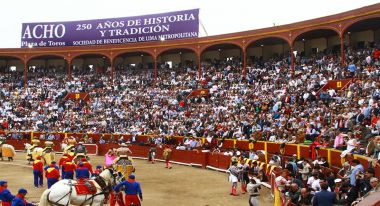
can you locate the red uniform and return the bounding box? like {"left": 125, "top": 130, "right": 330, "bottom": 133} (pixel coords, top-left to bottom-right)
{"left": 32, "top": 160, "right": 43, "bottom": 172}
{"left": 63, "top": 162, "right": 76, "bottom": 172}
{"left": 32, "top": 159, "right": 44, "bottom": 187}
{"left": 45, "top": 167, "right": 60, "bottom": 179}
{"left": 80, "top": 160, "right": 93, "bottom": 174}
{"left": 59, "top": 155, "right": 70, "bottom": 177}
{"left": 67, "top": 154, "right": 75, "bottom": 161}
{"left": 59, "top": 156, "right": 69, "bottom": 167}
{"left": 109, "top": 192, "right": 125, "bottom": 206}
{"left": 45, "top": 165, "right": 60, "bottom": 189}
{"left": 63, "top": 161, "right": 76, "bottom": 179}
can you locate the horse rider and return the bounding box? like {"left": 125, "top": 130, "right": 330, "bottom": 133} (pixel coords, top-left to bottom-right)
{"left": 44, "top": 161, "right": 60, "bottom": 189}
{"left": 10, "top": 189, "right": 34, "bottom": 206}
{"left": 62, "top": 160, "right": 76, "bottom": 180}
{"left": 0, "top": 180, "right": 15, "bottom": 206}
{"left": 32, "top": 156, "right": 44, "bottom": 188}
{"left": 114, "top": 174, "right": 143, "bottom": 206}
{"left": 114, "top": 143, "right": 132, "bottom": 163}
{"left": 76, "top": 162, "right": 91, "bottom": 181}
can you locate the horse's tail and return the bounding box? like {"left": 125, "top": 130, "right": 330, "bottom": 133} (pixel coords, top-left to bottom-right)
{"left": 39, "top": 189, "right": 51, "bottom": 206}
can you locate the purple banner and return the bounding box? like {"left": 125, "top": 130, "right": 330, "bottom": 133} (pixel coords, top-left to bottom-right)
{"left": 20, "top": 9, "right": 199, "bottom": 47}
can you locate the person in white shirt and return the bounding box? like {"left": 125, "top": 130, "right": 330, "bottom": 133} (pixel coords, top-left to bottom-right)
{"left": 249, "top": 150, "right": 259, "bottom": 161}
{"left": 275, "top": 171, "right": 288, "bottom": 192}
{"left": 311, "top": 174, "right": 331, "bottom": 193}
{"left": 247, "top": 173, "right": 261, "bottom": 206}
{"left": 299, "top": 160, "right": 311, "bottom": 182}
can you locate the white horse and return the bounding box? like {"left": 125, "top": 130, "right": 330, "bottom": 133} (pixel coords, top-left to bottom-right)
{"left": 39, "top": 169, "right": 116, "bottom": 206}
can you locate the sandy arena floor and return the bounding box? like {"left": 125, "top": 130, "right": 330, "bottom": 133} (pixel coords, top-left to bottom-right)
{"left": 0, "top": 152, "right": 273, "bottom": 206}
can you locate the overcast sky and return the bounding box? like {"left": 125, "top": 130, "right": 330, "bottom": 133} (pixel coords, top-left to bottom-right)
{"left": 0, "top": 0, "right": 378, "bottom": 48}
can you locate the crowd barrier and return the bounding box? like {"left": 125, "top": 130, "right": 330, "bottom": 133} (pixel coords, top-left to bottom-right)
{"left": 2, "top": 131, "right": 380, "bottom": 206}
{"left": 2, "top": 131, "right": 379, "bottom": 177}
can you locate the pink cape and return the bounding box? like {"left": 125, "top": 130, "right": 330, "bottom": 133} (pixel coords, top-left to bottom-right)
{"left": 105, "top": 154, "right": 116, "bottom": 166}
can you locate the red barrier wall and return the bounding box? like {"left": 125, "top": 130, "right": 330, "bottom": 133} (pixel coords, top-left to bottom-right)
{"left": 3, "top": 131, "right": 380, "bottom": 180}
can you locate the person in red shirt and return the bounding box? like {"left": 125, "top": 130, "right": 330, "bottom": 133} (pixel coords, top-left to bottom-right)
{"left": 371, "top": 114, "right": 379, "bottom": 128}
{"left": 79, "top": 158, "right": 93, "bottom": 174}
{"left": 44, "top": 161, "right": 60, "bottom": 189}
{"left": 58, "top": 154, "right": 69, "bottom": 178}
{"left": 179, "top": 100, "right": 185, "bottom": 108}
{"left": 32, "top": 156, "right": 43, "bottom": 188}
{"left": 1, "top": 120, "right": 8, "bottom": 129}
{"left": 62, "top": 161, "right": 76, "bottom": 180}
{"left": 93, "top": 165, "right": 102, "bottom": 177}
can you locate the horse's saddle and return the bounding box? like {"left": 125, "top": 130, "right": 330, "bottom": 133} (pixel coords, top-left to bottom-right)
{"left": 74, "top": 180, "right": 97, "bottom": 195}
{"left": 116, "top": 158, "right": 132, "bottom": 165}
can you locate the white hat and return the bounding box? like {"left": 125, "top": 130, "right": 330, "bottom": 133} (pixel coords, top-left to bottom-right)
{"left": 120, "top": 143, "right": 128, "bottom": 147}
{"left": 334, "top": 178, "right": 342, "bottom": 183}
{"left": 317, "top": 160, "right": 326, "bottom": 165}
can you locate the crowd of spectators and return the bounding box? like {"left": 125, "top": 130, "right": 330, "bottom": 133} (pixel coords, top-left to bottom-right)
{"left": 0, "top": 41, "right": 380, "bottom": 203}
{"left": 271, "top": 156, "right": 380, "bottom": 206}
{"left": 0, "top": 44, "right": 380, "bottom": 148}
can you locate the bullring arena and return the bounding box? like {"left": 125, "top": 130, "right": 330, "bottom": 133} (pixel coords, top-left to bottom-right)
{"left": 1, "top": 2, "right": 380, "bottom": 206}
{"left": 0, "top": 152, "right": 271, "bottom": 206}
